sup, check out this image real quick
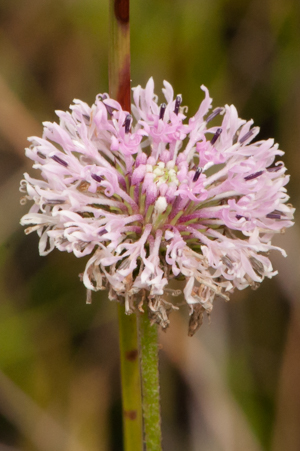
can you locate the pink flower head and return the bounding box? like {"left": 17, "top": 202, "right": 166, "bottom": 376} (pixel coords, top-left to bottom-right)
{"left": 20, "top": 78, "right": 294, "bottom": 335}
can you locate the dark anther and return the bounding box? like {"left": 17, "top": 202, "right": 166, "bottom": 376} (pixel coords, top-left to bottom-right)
{"left": 51, "top": 155, "right": 68, "bottom": 167}
{"left": 239, "top": 129, "right": 255, "bottom": 144}
{"left": 193, "top": 167, "right": 202, "bottom": 182}
{"left": 123, "top": 114, "right": 132, "bottom": 133}
{"left": 174, "top": 95, "right": 182, "bottom": 115}
{"left": 267, "top": 163, "right": 283, "bottom": 172}
{"left": 266, "top": 212, "right": 281, "bottom": 219}
{"left": 37, "top": 151, "right": 46, "bottom": 159}
{"left": 159, "top": 103, "right": 166, "bottom": 120}
{"left": 102, "top": 97, "right": 116, "bottom": 116}
{"left": 46, "top": 200, "right": 65, "bottom": 205}
{"left": 249, "top": 257, "right": 264, "bottom": 276}
{"left": 211, "top": 128, "right": 222, "bottom": 145}
{"left": 104, "top": 105, "right": 115, "bottom": 116}
{"left": 82, "top": 114, "right": 90, "bottom": 123}
{"left": 221, "top": 255, "right": 234, "bottom": 270}
{"left": 244, "top": 170, "right": 264, "bottom": 181}
{"left": 91, "top": 174, "right": 103, "bottom": 183}
{"left": 98, "top": 229, "right": 107, "bottom": 236}
{"left": 236, "top": 214, "right": 249, "bottom": 220}
{"left": 206, "top": 108, "right": 223, "bottom": 123}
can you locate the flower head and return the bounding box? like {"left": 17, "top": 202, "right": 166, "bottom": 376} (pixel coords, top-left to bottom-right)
{"left": 20, "top": 78, "right": 294, "bottom": 334}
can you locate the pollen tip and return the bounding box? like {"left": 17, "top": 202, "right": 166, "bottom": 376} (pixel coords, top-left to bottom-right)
{"left": 159, "top": 103, "right": 167, "bottom": 120}
{"left": 210, "top": 128, "right": 222, "bottom": 145}
{"left": 193, "top": 167, "right": 202, "bottom": 182}
{"left": 174, "top": 95, "right": 182, "bottom": 115}
{"left": 123, "top": 114, "right": 132, "bottom": 134}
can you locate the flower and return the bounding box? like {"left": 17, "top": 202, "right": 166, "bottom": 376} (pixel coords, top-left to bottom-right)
{"left": 20, "top": 78, "right": 294, "bottom": 335}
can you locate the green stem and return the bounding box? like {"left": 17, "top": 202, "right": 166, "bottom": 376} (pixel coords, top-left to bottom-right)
{"left": 118, "top": 305, "right": 143, "bottom": 451}
{"left": 138, "top": 310, "right": 162, "bottom": 451}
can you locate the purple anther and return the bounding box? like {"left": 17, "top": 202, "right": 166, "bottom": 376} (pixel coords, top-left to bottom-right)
{"left": 249, "top": 257, "right": 264, "bottom": 275}
{"left": 82, "top": 114, "right": 90, "bottom": 123}
{"left": 46, "top": 199, "right": 65, "bottom": 205}
{"left": 239, "top": 129, "right": 255, "bottom": 144}
{"left": 193, "top": 167, "right": 202, "bottom": 182}
{"left": 221, "top": 255, "right": 234, "bottom": 270}
{"left": 244, "top": 170, "right": 264, "bottom": 181}
{"left": 98, "top": 229, "right": 107, "bottom": 236}
{"left": 37, "top": 151, "right": 46, "bottom": 159}
{"left": 51, "top": 155, "right": 68, "bottom": 167}
{"left": 123, "top": 114, "right": 132, "bottom": 133}
{"left": 159, "top": 103, "right": 166, "bottom": 120}
{"left": 206, "top": 108, "right": 223, "bottom": 123}
{"left": 266, "top": 213, "right": 281, "bottom": 219}
{"left": 236, "top": 214, "right": 249, "bottom": 220}
{"left": 102, "top": 97, "right": 116, "bottom": 116}
{"left": 91, "top": 174, "right": 103, "bottom": 183}
{"left": 267, "top": 163, "right": 283, "bottom": 172}
{"left": 211, "top": 128, "right": 222, "bottom": 145}
{"left": 174, "top": 95, "right": 182, "bottom": 115}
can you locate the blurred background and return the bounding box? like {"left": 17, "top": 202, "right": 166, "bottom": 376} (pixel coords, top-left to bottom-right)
{"left": 0, "top": 0, "right": 300, "bottom": 450}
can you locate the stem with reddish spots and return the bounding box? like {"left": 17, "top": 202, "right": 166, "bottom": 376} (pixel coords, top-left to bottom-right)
{"left": 138, "top": 309, "right": 162, "bottom": 450}
{"left": 117, "top": 305, "right": 143, "bottom": 451}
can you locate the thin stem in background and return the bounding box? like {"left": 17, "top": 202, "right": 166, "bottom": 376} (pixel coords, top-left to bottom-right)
{"left": 118, "top": 305, "right": 143, "bottom": 451}
{"left": 138, "top": 310, "right": 162, "bottom": 451}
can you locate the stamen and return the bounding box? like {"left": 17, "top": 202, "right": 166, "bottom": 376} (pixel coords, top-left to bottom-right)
{"left": 98, "top": 229, "right": 107, "bottom": 236}
{"left": 193, "top": 167, "right": 202, "bottom": 182}
{"left": 46, "top": 200, "right": 65, "bottom": 205}
{"left": 159, "top": 103, "right": 166, "bottom": 120}
{"left": 102, "top": 96, "right": 116, "bottom": 116}
{"left": 239, "top": 129, "right": 256, "bottom": 144}
{"left": 267, "top": 163, "right": 283, "bottom": 172}
{"left": 82, "top": 114, "right": 90, "bottom": 124}
{"left": 174, "top": 95, "right": 182, "bottom": 115}
{"left": 244, "top": 171, "right": 263, "bottom": 181}
{"left": 249, "top": 257, "right": 264, "bottom": 276}
{"left": 266, "top": 212, "right": 281, "bottom": 219}
{"left": 206, "top": 108, "right": 223, "bottom": 123}
{"left": 236, "top": 214, "right": 249, "bottom": 220}
{"left": 123, "top": 114, "right": 132, "bottom": 133}
{"left": 51, "top": 155, "right": 68, "bottom": 167}
{"left": 91, "top": 174, "right": 103, "bottom": 183}
{"left": 211, "top": 128, "right": 222, "bottom": 145}
{"left": 221, "top": 255, "right": 234, "bottom": 270}
{"left": 37, "top": 151, "right": 46, "bottom": 159}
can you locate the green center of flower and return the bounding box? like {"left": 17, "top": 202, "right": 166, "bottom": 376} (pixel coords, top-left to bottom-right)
{"left": 149, "top": 161, "right": 179, "bottom": 186}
